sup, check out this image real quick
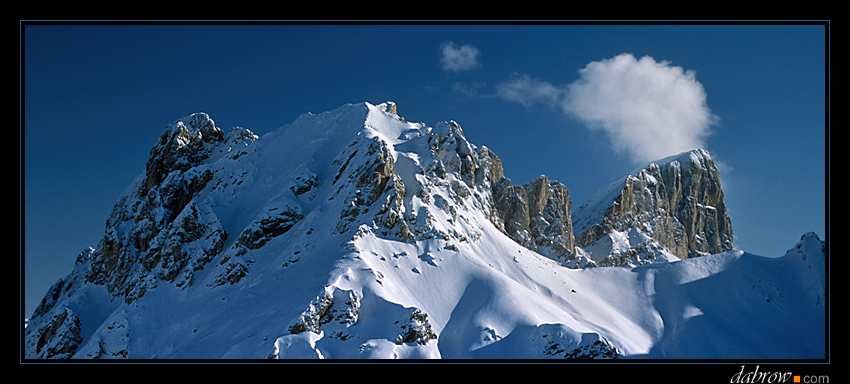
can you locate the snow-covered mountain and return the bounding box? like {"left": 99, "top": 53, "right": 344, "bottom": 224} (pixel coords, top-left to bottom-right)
{"left": 24, "top": 102, "right": 826, "bottom": 359}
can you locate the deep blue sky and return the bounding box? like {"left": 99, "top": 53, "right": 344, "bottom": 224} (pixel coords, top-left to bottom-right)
{"left": 22, "top": 23, "right": 828, "bottom": 317}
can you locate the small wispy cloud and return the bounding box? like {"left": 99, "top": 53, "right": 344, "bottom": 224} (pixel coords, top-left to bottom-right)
{"left": 440, "top": 42, "right": 481, "bottom": 72}
{"left": 495, "top": 53, "right": 719, "bottom": 164}
{"left": 452, "top": 81, "right": 487, "bottom": 98}
{"left": 495, "top": 73, "right": 565, "bottom": 108}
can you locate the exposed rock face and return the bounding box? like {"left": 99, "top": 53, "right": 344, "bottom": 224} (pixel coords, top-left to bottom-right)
{"left": 395, "top": 308, "right": 438, "bottom": 346}
{"left": 492, "top": 175, "right": 576, "bottom": 263}
{"left": 331, "top": 135, "right": 399, "bottom": 236}
{"left": 288, "top": 287, "right": 360, "bottom": 335}
{"left": 573, "top": 149, "right": 733, "bottom": 261}
{"left": 563, "top": 335, "right": 620, "bottom": 359}
{"left": 349, "top": 115, "right": 506, "bottom": 245}
{"left": 26, "top": 307, "right": 83, "bottom": 359}
{"left": 142, "top": 112, "right": 223, "bottom": 194}
{"left": 85, "top": 113, "right": 256, "bottom": 303}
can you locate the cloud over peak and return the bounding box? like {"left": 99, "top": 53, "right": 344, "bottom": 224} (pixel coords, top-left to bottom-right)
{"left": 563, "top": 53, "right": 718, "bottom": 164}
{"left": 495, "top": 53, "right": 718, "bottom": 164}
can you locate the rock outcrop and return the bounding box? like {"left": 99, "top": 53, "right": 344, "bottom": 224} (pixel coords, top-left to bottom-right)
{"left": 573, "top": 149, "right": 733, "bottom": 262}
{"left": 26, "top": 307, "right": 83, "bottom": 359}
{"left": 85, "top": 113, "right": 256, "bottom": 303}
{"left": 492, "top": 175, "right": 576, "bottom": 263}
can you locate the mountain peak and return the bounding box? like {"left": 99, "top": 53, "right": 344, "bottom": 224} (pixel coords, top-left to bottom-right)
{"left": 573, "top": 147, "right": 733, "bottom": 265}
{"left": 375, "top": 100, "right": 397, "bottom": 115}
{"left": 643, "top": 148, "right": 713, "bottom": 175}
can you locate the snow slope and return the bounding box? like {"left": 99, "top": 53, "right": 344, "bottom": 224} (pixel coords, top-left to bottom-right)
{"left": 24, "top": 102, "right": 827, "bottom": 360}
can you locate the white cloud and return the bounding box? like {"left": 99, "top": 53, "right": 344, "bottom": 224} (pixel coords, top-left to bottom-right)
{"left": 441, "top": 42, "right": 481, "bottom": 72}
{"left": 494, "top": 53, "right": 718, "bottom": 164}
{"left": 495, "top": 73, "right": 564, "bottom": 108}
{"left": 562, "top": 53, "right": 718, "bottom": 164}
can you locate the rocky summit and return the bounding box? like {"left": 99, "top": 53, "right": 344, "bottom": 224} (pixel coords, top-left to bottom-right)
{"left": 25, "top": 102, "right": 825, "bottom": 360}
{"left": 572, "top": 149, "right": 734, "bottom": 267}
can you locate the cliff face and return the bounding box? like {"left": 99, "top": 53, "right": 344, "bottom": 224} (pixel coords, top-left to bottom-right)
{"left": 83, "top": 113, "right": 258, "bottom": 305}
{"left": 572, "top": 149, "right": 733, "bottom": 263}
{"left": 492, "top": 175, "right": 576, "bottom": 264}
